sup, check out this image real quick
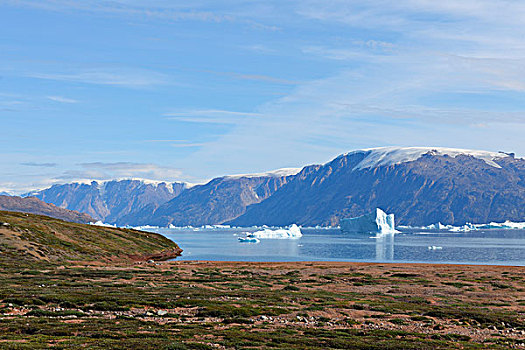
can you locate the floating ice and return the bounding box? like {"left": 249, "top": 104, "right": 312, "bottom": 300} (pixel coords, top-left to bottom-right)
{"left": 340, "top": 208, "right": 398, "bottom": 234}
{"left": 238, "top": 237, "right": 260, "bottom": 243}
{"left": 248, "top": 224, "right": 303, "bottom": 239}
{"left": 474, "top": 221, "right": 525, "bottom": 230}
{"left": 90, "top": 221, "right": 116, "bottom": 228}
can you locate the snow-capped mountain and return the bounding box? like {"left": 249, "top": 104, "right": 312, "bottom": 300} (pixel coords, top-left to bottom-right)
{"left": 138, "top": 169, "right": 300, "bottom": 227}
{"left": 27, "top": 179, "right": 190, "bottom": 225}
{"left": 23, "top": 147, "right": 525, "bottom": 226}
{"left": 230, "top": 147, "right": 524, "bottom": 226}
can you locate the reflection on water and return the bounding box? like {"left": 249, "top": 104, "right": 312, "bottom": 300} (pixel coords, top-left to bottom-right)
{"left": 149, "top": 227, "right": 525, "bottom": 265}
{"left": 375, "top": 234, "right": 394, "bottom": 261}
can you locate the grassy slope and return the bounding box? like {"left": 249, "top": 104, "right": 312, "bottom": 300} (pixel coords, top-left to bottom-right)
{"left": 0, "top": 211, "right": 181, "bottom": 266}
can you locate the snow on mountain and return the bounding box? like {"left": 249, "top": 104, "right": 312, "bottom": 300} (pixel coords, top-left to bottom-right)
{"left": 345, "top": 147, "right": 513, "bottom": 170}
{"left": 224, "top": 168, "right": 302, "bottom": 180}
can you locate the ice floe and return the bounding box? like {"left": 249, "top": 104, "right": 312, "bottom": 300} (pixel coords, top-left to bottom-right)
{"left": 247, "top": 224, "right": 303, "bottom": 239}
{"left": 238, "top": 237, "right": 260, "bottom": 243}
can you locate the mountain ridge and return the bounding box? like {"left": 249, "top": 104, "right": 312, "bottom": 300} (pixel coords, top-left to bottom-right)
{"left": 23, "top": 147, "right": 525, "bottom": 227}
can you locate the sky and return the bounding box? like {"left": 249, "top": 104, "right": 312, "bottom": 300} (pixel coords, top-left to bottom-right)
{"left": 2, "top": 0, "right": 525, "bottom": 193}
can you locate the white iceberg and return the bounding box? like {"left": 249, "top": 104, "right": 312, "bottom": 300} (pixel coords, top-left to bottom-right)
{"left": 90, "top": 221, "right": 116, "bottom": 228}
{"left": 340, "top": 208, "right": 398, "bottom": 234}
{"left": 474, "top": 221, "right": 525, "bottom": 230}
{"left": 422, "top": 222, "right": 454, "bottom": 230}
{"left": 248, "top": 224, "right": 303, "bottom": 239}
{"left": 238, "top": 237, "right": 260, "bottom": 243}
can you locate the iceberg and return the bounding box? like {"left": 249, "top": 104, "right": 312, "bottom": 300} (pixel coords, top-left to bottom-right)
{"left": 90, "top": 221, "right": 116, "bottom": 228}
{"left": 238, "top": 237, "right": 260, "bottom": 243}
{"left": 248, "top": 224, "right": 303, "bottom": 239}
{"left": 422, "top": 222, "right": 454, "bottom": 230}
{"left": 340, "top": 208, "right": 398, "bottom": 234}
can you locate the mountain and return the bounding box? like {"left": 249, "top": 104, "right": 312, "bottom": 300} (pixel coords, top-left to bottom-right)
{"left": 141, "top": 169, "right": 301, "bottom": 227}
{"left": 0, "top": 195, "right": 93, "bottom": 223}
{"left": 230, "top": 147, "right": 525, "bottom": 226}
{"left": 0, "top": 211, "right": 181, "bottom": 265}
{"left": 22, "top": 147, "right": 525, "bottom": 227}
{"left": 27, "top": 179, "right": 189, "bottom": 225}
{"left": 0, "top": 192, "right": 11, "bottom": 196}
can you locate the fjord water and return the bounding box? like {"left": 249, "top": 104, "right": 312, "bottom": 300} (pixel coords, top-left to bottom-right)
{"left": 150, "top": 227, "right": 525, "bottom": 266}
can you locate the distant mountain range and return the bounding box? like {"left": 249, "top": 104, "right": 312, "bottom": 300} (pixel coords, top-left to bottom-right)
{"left": 25, "top": 147, "right": 525, "bottom": 226}
{"left": 0, "top": 195, "right": 93, "bottom": 224}
{"left": 24, "top": 180, "right": 188, "bottom": 225}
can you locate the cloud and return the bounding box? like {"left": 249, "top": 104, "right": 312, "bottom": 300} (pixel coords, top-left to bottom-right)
{"left": 21, "top": 162, "right": 58, "bottom": 168}
{"left": 28, "top": 68, "right": 167, "bottom": 88}
{"left": 72, "top": 162, "right": 184, "bottom": 181}
{"left": 163, "top": 109, "right": 263, "bottom": 124}
{"left": 201, "top": 69, "right": 300, "bottom": 85}
{"left": 46, "top": 96, "right": 78, "bottom": 103}
{"left": 2, "top": 1, "right": 233, "bottom": 22}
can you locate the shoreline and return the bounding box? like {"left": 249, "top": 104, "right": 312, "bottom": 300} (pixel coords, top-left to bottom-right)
{"left": 166, "top": 259, "right": 525, "bottom": 268}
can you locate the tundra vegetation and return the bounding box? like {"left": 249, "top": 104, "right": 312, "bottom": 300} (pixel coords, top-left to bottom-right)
{"left": 0, "top": 211, "right": 523, "bottom": 349}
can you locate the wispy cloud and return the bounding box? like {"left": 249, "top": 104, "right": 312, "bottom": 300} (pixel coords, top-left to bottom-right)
{"left": 28, "top": 68, "right": 167, "bottom": 88}
{"left": 46, "top": 96, "right": 78, "bottom": 103}
{"left": 164, "top": 109, "right": 263, "bottom": 124}
{"left": 21, "top": 162, "right": 58, "bottom": 168}
{"left": 73, "top": 162, "right": 184, "bottom": 181}
{"left": 144, "top": 139, "right": 207, "bottom": 148}
{"left": 2, "top": 1, "right": 234, "bottom": 23}
{"left": 203, "top": 69, "right": 300, "bottom": 85}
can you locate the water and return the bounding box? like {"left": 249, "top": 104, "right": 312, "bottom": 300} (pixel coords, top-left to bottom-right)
{"left": 148, "top": 227, "right": 525, "bottom": 266}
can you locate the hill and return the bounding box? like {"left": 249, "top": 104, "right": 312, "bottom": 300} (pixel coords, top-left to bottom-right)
{"left": 0, "top": 195, "right": 94, "bottom": 223}
{"left": 0, "top": 211, "right": 181, "bottom": 265}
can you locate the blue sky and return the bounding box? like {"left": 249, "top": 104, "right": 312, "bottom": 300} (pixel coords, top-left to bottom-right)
{"left": 2, "top": 0, "right": 525, "bottom": 193}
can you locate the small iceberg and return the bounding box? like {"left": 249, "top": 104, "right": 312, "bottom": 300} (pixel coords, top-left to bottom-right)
{"left": 248, "top": 224, "right": 303, "bottom": 239}
{"left": 423, "top": 222, "right": 454, "bottom": 230}
{"left": 238, "top": 236, "right": 260, "bottom": 243}
{"left": 340, "top": 208, "right": 398, "bottom": 234}
{"left": 90, "top": 221, "right": 116, "bottom": 228}
{"left": 449, "top": 223, "right": 477, "bottom": 232}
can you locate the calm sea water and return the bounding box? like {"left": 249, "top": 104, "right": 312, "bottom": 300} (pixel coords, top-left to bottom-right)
{"left": 148, "top": 227, "right": 525, "bottom": 266}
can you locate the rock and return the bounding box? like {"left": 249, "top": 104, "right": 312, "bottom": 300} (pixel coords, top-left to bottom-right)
{"left": 157, "top": 310, "right": 168, "bottom": 316}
